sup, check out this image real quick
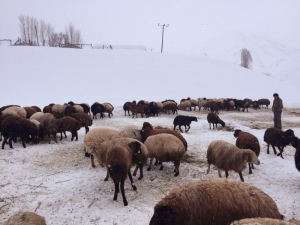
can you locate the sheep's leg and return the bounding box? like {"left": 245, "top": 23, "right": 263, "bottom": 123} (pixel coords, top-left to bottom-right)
{"left": 179, "top": 126, "right": 184, "bottom": 133}
{"left": 90, "top": 155, "right": 96, "bottom": 168}
{"left": 173, "top": 125, "right": 177, "bottom": 130}
{"left": 127, "top": 171, "right": 137, "bottom": 191}
{"left": 154, "top": 159, "right": 159, "bottom": 165}
{"left": 21, "top": 137, "right": 26, "bottom": 148}
{"left": 104, "top": 171, "right": 109, "bottom": 181}
{"left": 85, "top": 126, "right": 89, "bottom": 134}
{"left": 120, "top": 181, "right": 128, "bottom": 206}
{"left": 133, "top": 164, "right": 138, "bottom": 176}
{"left": 238, "top": 172, "right": 244, "bottom": 182}
{"left": 206, "top": 164, "right": 211, "bottom": 174}
{"left": 218, "top": 169, "right": 222, "bottom": 177}
{"left": 186, "top": 125, "right": 190, "bottom": 132}
{"left": 75, "top": 131, "right": 78, "bottom": 141}
{"left": 267, "top": 144, "right": 270, "bottom": 154}
{"left": 113, "top": 181, "right": 119, "bottom": 201}
{"left": 225, "top": 170, "right": 229, "bottom": 178}
{"left": 60, "top": 132, "right": 63, "bottom": 141}
{"left": 174, "top": 160, "right": 180, "bottom": 176}
{"left": 271, "top": 145, "right": 277, "bottom": 155}
{"left": 147, "top": 158, "right": 154, "bottom": 171}
{"left": 9, "top": 137, "right": 14, "bottom": 149}
{"left": 277, "top": 147, "right": 284, "bottom": 159}
{"left": 2, "top": 137, "right": 8, "bottom": 149}
{"left": 248, "top": 163, "right": 253, "bottom": 174}
{"left": 159, "top": 162, "right": 164, "bottom": 170}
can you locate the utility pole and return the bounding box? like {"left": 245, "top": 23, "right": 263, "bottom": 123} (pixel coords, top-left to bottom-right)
{"left": 158, "top": 23, "right": 169, "bottom": 53}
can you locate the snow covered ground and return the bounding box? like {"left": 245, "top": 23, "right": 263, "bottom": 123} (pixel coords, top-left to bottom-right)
{"left": 0, "top": 46, "right": 300, "bottom": 224}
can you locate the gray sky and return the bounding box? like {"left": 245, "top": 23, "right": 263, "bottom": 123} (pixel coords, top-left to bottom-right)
{"left": 1, "top": 0, "right": 300, "bottom": 52}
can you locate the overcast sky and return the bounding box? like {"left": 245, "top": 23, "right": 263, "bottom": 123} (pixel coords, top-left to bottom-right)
{"left": 1, "top": 0, "right": 300, "bottom": 52}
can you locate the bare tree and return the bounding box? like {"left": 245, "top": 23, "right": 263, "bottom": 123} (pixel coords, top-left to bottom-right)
{"left": 46, "top": 23, "right": 55, "bottom": 46}
{"left": 64, "top": 23, "right": 83, "bottom": 45}
{"left": 39, "top": 20, "right": 47, "bottom": 46}
{"left": 18, "top": 14, "right": 27, "bottom": 42}
{"left": 240, "top": 48, "right": 253, "bottom": 69}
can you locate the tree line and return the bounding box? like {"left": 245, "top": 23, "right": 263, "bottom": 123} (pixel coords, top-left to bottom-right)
{"left": 18, "top": 14, "right": 83, "bottom": 47}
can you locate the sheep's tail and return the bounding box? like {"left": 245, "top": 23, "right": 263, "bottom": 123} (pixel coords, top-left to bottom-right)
{"left": 107, "top": 164, "right": 127, "bottom": 182}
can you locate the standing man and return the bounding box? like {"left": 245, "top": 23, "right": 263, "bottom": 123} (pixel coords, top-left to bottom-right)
{"left": 272, "top": 93, "right": 283, "bottom": 130}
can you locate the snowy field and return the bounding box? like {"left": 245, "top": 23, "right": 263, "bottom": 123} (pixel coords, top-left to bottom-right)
{"left": 0, "top": 46, "right": 300, "bottom": 224}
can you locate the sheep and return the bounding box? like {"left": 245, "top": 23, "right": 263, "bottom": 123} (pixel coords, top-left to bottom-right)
{"left": 38, "top": 113, "right": 58, "bottom": 143}
{"left": 263, "top": 127, "right": 295, "bottom": 159}
{"left": 163, "top": 104, "right": 178, "bottom": 115}
{"left": 178, "top": 100, "right": 191, "bottom": 111}
{"left": 23, "top": 106, "right": 37, "bottom": 118}
{"left": 112, "top": 127, "right": 143, "bottom": 142}
{"left": 57, "top": 116, "right": 81, "bottom": 141}
{"left": 289, "top": 136, "right": 300, "bottom": 172}
{"left": 69, "top": 112, "right": 93, "bottom": 134}
{"left": 129, "top": 103, "right": 148, "bottom": 118}
{"left": 0, "top": 114, "right": 13, "bottom": 141}
{"left": 144, "top": 133, "right": 186, "bottom": 176}
{"left": 123, "top": 101, "right": 135, "bottom": 116}
{"left": 31, "top": 105, "right": 42, "bottom": 112}
{"left": 29, "top": 112, "right": 44, "bottom": 121}
{"left": 188, "top": 99, "right": 199, "bottom": 111}
{"left": 1, "top": 116, "right": 39, "bottom": 149}
{"left": 156, "top": 101, "right": 163, "bottom": 113}
{"left": 149, "top": 178, "right": 282, "bottom": 225}
{"left": 42, "top": 105, "right": 52, "bottom": 113}
{"left": 173, "top": 115, "right": 198, "bottom": 133}
{"left": 234, "top": 99, "right": 249, "bottom": 112}
{"left": 162, "top": 99, "right": 177, "bottom": 107}
{"left": 197, "top": 97, "right": 207, "bottom": 111}
{"left": 68, "top": 101, "right": 90, "bottom": 114}
{"left": 91, "top": 102, "right": 105, "bottom": 119}
{"left": 141, "top": 122, "right": 187, "bottom": 151}
{"left": 102, "top": 102, "right": 114, "bottom": 118}
{"left": 64, "top": 105, "right": 77, "bottom": 116}
{"left": 86, "top": 138, "right": 148, "bottom": 180}
{"left": 206, "top": 140, "right": 260, "bottom": 182}
{"left": 207, "top": 112, "right": 225, "bottom": 129}
{"left": 83, "top": 127, "right": 119, "bottom": 161}
{"left": 149, "top": 101, "right": 159, "bottom": 117}
{"left": 258, "top": 98, "right": 271, "bottom": 109}
{"left": 106, "top": 143, "right": 138, "bottom": 206}
{"left": 4, "top": 211, "right": 47, "bottom": 225}
{"left": 52, "top": 104, "right": 66, "bottom": 118}
{"left": 2, "top": 106, "right": 27, "bottom": 118}
{"left": 208, "top": 101, "right": 220, "bottom": 114}
{"left": 233, "top": 129, "right": 261, "bottom": 174}
{"left": 231, "top": 218, "right": 298, "bottom": 225}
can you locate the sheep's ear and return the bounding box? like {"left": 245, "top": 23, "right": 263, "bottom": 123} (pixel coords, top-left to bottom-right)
{"left": 243, "top": 153, "right": 249, "bottom": 163}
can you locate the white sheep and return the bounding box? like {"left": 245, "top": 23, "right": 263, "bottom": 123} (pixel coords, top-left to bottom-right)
{"left": 149, "top": 178, "right": 282, "bottom": 225}
{"left": 30, "top": 112, "right": 44, "bottom": 121}
{"left": 206, "top": 140, "right": 260, "bottom": 182}
{"left": 197, "top": 97, "right": 208, "bottom": 110}
{"left": 83, "top": 127, "right": 119, "bottom": 166}
{"left": 2, "top": 106, "right": 27, "bottom": 118}
{"left": 178, "top": 100, "right": 191, "bottom": 111}
{"left": 52, "top": 104, "right": 67, "bottom": 118}
{"left": 101, "top": 102, "right": 114, "bottom": 118}
{"left": 144, "top": 133, "right": 186, "bottom": 176}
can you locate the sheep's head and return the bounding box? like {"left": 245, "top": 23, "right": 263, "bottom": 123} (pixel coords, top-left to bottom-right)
{"left": 233, "top": 129, "right": 242, "bottom": 138}
{"left": 290, "top": 136, "right": 300, "bottom": 148}
{"left": 283, "top": 129, "right": 295, "bottom": 146}
{"left": 141, "top": 122, "right": 153, "bottom": 133}
{"left": 220, "top": 121, "right": 225, "bottom": 127}
{"left": 244, "top": 151, "right": 260, "bottom": 165}
{"left": 191, "top": 116, "right": 198, "bottom": 122}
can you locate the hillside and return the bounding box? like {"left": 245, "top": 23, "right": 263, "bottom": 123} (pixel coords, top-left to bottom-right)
{"left": 0, "top": 46, "right": 299, "bottom": 108}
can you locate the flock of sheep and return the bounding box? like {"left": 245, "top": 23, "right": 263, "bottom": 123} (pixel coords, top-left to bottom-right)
{"left": 1, "top": 98, "right": 300, "bottom": 225}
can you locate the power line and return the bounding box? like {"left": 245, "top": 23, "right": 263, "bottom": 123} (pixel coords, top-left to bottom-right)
{"left": 158, "top": 23, "right": 169, "bottom": 53}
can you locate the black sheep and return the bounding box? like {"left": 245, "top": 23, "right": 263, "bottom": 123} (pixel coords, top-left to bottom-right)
{"left": 290, "top": 136, "right": 300, "bottom": 172}
{"left": 263, "top": 127, "right": 295, "bottom": 159}
{"left": 173, "top": 115, "right": 198, "bottom": 133}
{"left": 91, "top": 102, "right": 105, "bottom": 119}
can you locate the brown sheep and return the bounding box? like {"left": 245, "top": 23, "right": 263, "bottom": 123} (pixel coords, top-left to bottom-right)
{"left": 123, "top": 101, "right": 135, "bottom": 116}
{"left": 23, "top": 106, "right": 37, "bottom": 118}
{"left": 57, "top": 116, "right": 81, "bottom": 141}
{"left": 258, "top": 98, "right": 271, "bottom": 109}
{"left": 163, "top": 104, "right": 178, "bottom": 115}
{"left": 207, "top": 140, "right": 260, "bottom": 182}
{"left": 129, "top": 103, "right": 148, "bottom": 118}
{"left": 102, "top": 102, "right": 114, "bottom": 118}
{"left": 233, "top": 129, "right": 261, "bottom": 174}
{"left": 141, "top": 122, "right": 187, "bottom": 151}
{"left": 70, "top": 112, "right": 92, "bottom": 133}
{"left": 42, "top": 105, "right": 52, "bottom": 113}
{"left": 4, "top": 211, "right": 47, "bottom": 225}
{"left": 207, "top": 112, "right": 225, "bottom": 129}
{"left": 106, "top": 144, "right": 138, "bottom": 206}
{"left": 38, "top": 113, "right": 58, "bottom": 144}
{"left": 149, "top": 178, "right": 282, "bottom": 225}
{"left": 208, "top": 101, "right": 220, "bottom": 114}
{"left": 31, "top": 105, "right": 42, "bottom": 112}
